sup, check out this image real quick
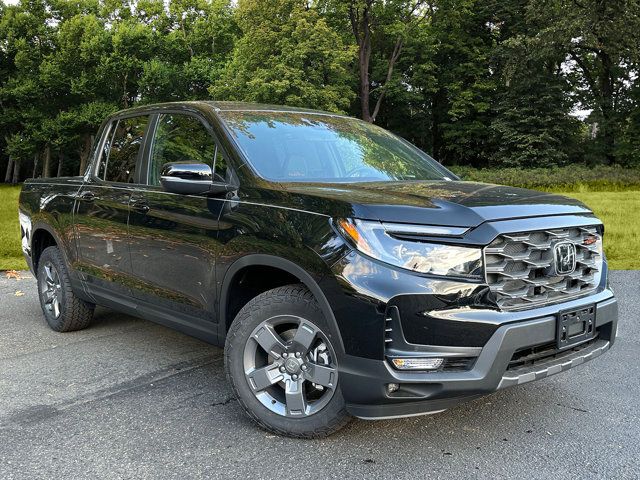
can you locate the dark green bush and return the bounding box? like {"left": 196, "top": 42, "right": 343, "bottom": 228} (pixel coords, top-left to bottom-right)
{"left": 449, "top": 165, "right": 640, "bottom": 191}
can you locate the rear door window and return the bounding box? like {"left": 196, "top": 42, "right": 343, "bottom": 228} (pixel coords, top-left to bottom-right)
{"left": 98, "top": 115, "right": 149, "bottom": 183}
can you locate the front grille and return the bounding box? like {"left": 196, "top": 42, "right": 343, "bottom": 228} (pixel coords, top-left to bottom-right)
{"left": 484, "top": 226, "right": 602, "bottom": 310}
{"left": 507, "top": 335, "right": 600, "bottom": 371}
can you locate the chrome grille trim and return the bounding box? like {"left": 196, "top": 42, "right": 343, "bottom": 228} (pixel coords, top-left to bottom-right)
{"left": 484, "top": 226, "right": 602, "bottom": 310}
{"left": 384, "top": 316, "right": 393, "bottom": 344}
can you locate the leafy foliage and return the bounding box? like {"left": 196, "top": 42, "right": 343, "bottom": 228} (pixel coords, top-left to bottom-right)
{"left": 210, "top": 0, "right": 354, "bottom": 112}
{"left": 0, "top": 0, "right": 639, "bottom": 181}
{"left": 451, "top": 165, "right": 640, "bottom": 191}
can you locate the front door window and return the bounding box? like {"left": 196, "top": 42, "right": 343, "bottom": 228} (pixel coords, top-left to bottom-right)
{"left": 148, "top": 114, "right": 217, "bottom": 186}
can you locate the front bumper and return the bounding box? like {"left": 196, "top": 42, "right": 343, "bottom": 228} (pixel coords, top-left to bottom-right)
{"left": 341, "top": 294, "right": 617, "bottom": 419}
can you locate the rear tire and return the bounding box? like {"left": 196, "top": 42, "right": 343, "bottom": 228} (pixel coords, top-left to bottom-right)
{"left": 225, "top": 284, "right": 351, "bottom": 438}
{"left": 37, "top": 246, "right": 94, "bottom": 332}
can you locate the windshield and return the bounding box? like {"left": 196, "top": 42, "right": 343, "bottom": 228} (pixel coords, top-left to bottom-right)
{"left": 219, "top": 111, "right": 454, "bottom": 183}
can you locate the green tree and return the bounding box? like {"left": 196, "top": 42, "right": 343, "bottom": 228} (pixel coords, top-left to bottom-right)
{"left": 490, "top": 49, "right": 581, "bottom": 168}
{"left": 211, "top": 0, "right": 354, "bottom": 113}
{"left": 617, "top": 81, "right": 640, "bottom": 167}
{"left": 532, "top": 0, "right": 640, "bottom": 164}
{"left": 488, "top": 0, "right": 582, "bottom": 168}
{"left": 321, "top": 0, "right": 434, "bottom": 122}
{"left": 0, "top": 0, "right": 56, "bottom": 179}
{"left": 365, "top": 0, "right": 496, "bottom": 165}
{"left": 1, "top": 0, "right": 238, "bottom": 179}
{"left": 39, "top": 9, "right": 117, "bottom": 174}
{"left": 424, "top": 0, "right": 495, "bottom": 165}
{"left": 138, "top": 0, "right": 237, "bottom": 102}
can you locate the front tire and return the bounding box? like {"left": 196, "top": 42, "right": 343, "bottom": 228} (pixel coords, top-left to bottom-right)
{"left": 37, "top": 246, "right": 94, "bottom": 332}
{"left": 225, "top": 284, "right": 351, "bottom": 438}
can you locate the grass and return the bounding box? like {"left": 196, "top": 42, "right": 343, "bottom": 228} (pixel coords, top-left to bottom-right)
{"left": 0, "top": 185, "right": 24, "bottom": 271}
{"left": 0, "top": 184, "right": 638, "bottom": 271}
{"left": 557, "top": 191, "right": 640, "bottom": 270}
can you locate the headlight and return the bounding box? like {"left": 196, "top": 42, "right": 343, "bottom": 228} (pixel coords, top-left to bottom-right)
{"left": 336, "top": 218, "right": 483, "bottom": 279}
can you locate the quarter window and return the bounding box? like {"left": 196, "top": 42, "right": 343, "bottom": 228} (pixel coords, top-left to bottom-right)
{"left": 98, "top": 115, "right": 149, "bottom": 183}
{"left": 148, "top": 114, "right": 217, "bottom": 186}
{"left": 213, "top": 145, "right": 229, "bottom": 182}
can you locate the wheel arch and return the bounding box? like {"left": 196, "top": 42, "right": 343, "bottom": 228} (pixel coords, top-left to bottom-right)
{"left": 30, "top": 223, "right": 65, "bottom": 272}
{"left": 218, "top": 254, "right": 344, "bottom": 354}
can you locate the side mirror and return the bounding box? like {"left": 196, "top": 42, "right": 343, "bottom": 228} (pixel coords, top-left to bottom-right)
{"left": 160, "top": 162, "right": 234, "bottom": 195}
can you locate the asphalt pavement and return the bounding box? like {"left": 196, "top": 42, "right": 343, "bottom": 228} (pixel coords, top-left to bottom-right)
{"left": 1, "top": 271, "right": 638, "bottom": 479}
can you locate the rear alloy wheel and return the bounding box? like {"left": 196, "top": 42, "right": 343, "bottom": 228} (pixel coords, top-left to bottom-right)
{"left": 40, "top": 261, "right": 62, "bottom": 319}
{"left": 225, "top": 284, "right": 351, "bottom": 438}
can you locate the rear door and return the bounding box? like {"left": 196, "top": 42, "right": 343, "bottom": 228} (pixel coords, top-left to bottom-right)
{"left": 127, "top": 111, "right": 227, "bottom": 326}
{"left": 74, "top": 114, "right": 151, "bottom": 299}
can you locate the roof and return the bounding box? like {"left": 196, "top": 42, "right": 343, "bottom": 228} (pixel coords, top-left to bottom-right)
{"left": 205, "top": 101, "right": 346, "bottom": 117}
{"left": 111, "top": 101, "right": 346, "bottom": 119}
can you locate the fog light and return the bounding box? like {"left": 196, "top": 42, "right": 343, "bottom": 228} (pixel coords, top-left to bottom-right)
{"left": 386, "top": 383, "right": 400, "bottom": 393}
{"left": 391, "top": 357, "right": 444, "bottom": 371}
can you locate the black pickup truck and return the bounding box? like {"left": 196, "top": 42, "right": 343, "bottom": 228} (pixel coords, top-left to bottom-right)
{"left": 19, "top": 101, "right": 618, "bottom": 438}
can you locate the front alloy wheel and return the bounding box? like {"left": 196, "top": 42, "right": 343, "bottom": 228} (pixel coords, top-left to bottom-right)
{"left": 244, "top": 315, "right": 338, "bottom": 417}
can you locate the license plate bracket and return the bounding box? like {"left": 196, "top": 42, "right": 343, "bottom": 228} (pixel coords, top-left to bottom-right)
{"left": 557, "top": 305, "right": 596, "bottom": 349}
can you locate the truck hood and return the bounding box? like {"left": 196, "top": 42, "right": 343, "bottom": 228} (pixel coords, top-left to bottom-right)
{"left": 275, "top": 180, "right": 592, "bottom": 228}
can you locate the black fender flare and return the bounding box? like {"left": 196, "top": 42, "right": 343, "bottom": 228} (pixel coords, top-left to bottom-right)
{"left": 30, "top": 222, "right": 71, "bottom": 271}
{"left": 217, "top": 254, "right": 345, "bottom": 354}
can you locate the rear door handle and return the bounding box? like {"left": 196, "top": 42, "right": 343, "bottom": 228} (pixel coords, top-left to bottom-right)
{"left": 131, "top": 201, "right": 150, "bottom": 214}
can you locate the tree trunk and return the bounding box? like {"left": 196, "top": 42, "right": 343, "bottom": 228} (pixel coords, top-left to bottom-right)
{"left": 431, "top": 88, "right": 446, "bottom": 161}
{"left": 11, "top": 160, "right": 19, "bottom": 184}
{"left": 350, "top": 1, "right": 374, "bottom": 123}
{"left": 371, "top": 37, "right": 404, "bottom": 123}
{"left": 32, "top": 153, "right": 39, "bottom": 178}
{"left": 597, "top": 49, "right": 615, "bottom": 165}
{"left": 350, "top": 0, "right": 413, "bottom": 124}
{"left": 42, "top": 145, "right": 51, "bottom": 178}
{"left": 56, "top": 152, "right": 64, "bottom": 177}
{"left": 78, "top": 134, "right": 93, "bottom": 175}
{"left": 358, "top": 31, "right": 372, "bottom": 122}
{"left": 4, "top": 157, "right": 14, "bottom": 183}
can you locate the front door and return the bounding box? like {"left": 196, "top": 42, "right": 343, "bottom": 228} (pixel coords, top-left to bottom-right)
{"left": 74, "top": 114, "right": 150, "bottom": 299}
{"left": 127, "top": 112, "right": 226, "bottom": 326}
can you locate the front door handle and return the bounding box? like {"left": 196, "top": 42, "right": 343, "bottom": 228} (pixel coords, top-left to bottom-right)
{"left": 78, "top": 191, "right": 95, "bottom": 201}
{"left": 131, "top": 201, "right": 150, "bottom": 214}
